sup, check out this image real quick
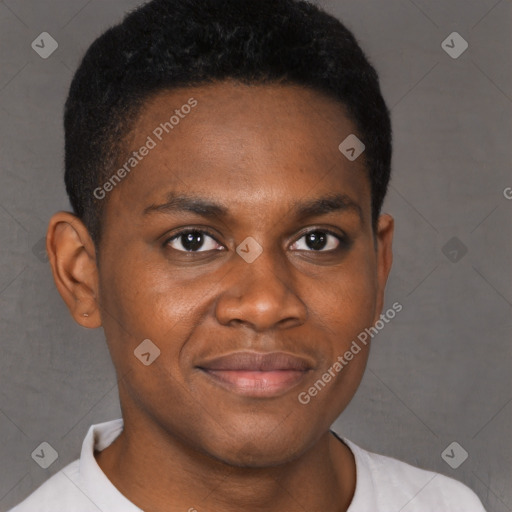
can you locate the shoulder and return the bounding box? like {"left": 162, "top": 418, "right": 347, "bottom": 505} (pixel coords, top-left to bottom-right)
{"left": 8, "top": 460, "right": 100, "bottom": 512}
{"left": 344, "top": 438, "right": 487, "bottom": 512}
{"left": 8, "top": 419, "right": 141, "bottom": 512}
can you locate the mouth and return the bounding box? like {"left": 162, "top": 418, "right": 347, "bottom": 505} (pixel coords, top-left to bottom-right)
{"left": 197, "top": 351, "right": 313, "bottom": 398}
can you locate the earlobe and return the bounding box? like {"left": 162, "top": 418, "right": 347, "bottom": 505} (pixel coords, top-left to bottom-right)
{"left": 46, "top": 212, "right": 102, "bottom": 328}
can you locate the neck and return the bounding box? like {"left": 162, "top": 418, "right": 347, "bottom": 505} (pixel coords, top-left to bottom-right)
{"left": 95, "top": 414, "right": 356, "bottom": 512}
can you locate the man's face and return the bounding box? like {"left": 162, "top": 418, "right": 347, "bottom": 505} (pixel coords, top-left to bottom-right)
{"left": 96, "top": 81, "right": 392, "bottom": 466}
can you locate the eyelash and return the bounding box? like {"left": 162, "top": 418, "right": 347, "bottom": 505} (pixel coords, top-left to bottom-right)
{"left": 164, "top": 228, "right": 350, "bottom": 253}
{"left": 164, "top": 228, "right": 222, "bottom": 253}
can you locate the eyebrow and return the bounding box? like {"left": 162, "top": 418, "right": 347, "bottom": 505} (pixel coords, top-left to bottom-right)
{"left": 143, "top": 192, "right": 363, "bottom": 224}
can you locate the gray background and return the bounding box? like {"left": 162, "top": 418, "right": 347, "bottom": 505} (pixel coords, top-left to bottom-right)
{"left": 0, "top": 0, "right": 510, "bottom": 510}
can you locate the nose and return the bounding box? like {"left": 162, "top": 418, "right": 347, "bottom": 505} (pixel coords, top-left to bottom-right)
{"left": 214, "top": 245, "right": 307, "bottom": 332}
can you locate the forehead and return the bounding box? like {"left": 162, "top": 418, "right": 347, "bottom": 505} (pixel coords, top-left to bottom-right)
{"left": 106, "top": 81, "right": 371, "bottom": 219}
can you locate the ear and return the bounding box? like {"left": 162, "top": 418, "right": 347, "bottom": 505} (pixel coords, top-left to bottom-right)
{"left": 372, "top": 213, "right": 394, "bottom": 324}
{"left": 46, "top": 212, "right": 102, "bottom": 328}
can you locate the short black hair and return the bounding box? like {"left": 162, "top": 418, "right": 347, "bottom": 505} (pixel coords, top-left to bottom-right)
{"left": 64, "top": 0, "right": 392, "bottom": 247}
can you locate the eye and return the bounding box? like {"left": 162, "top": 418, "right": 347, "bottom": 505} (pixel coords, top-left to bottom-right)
{"left": 290, "top": 229, "right": 346, "bottom": 252}
{"left": 165, "top": 229, "right": 223, "bottom": 253}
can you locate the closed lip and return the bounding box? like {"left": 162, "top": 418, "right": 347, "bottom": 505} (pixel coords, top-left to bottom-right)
{"left": 196, "top": 351, "right": 314, "bottom": 372}
{"left": 197, "top": 351, "right": 314, "bottom": 397}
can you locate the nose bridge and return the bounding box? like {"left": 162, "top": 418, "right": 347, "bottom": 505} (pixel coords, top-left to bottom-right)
{"left": 236, "top": 239, "right": 292, "bottom": 301}
{"left": 215, "top": 240, "right": 306, "bottom": 330}
{"left": 242, "top": 239, "right": 287, "bottom": 286}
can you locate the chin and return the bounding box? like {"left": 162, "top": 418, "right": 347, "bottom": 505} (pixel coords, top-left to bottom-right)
{"left": 203, "top": 430, "right": 309, "bottom": 469}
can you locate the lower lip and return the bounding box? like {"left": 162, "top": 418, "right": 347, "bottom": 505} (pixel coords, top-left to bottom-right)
{"left": 200, "top": 369, "right": 309, "bottom": 397}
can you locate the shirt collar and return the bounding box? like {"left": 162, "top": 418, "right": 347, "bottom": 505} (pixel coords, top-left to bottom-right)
{"left": 330, "top": 431, "right": 377, "bottom": 511}
{"left": 75, "top": 418, "right": 142, "bottom": 512}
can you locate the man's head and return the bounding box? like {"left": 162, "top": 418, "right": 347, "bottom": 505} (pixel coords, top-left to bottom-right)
{"left": 63, "top": 0, "right": 392, "bottom": 248}
{"left": 48, "top": 0, "right": 394, "bottom": 468}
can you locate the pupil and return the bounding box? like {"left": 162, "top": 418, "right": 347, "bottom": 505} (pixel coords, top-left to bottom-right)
{"left": 306, "top": 232, "right": 327, "bottom": 250}
{"left": 183, "top": 231, "right": 204, "bottom": 251}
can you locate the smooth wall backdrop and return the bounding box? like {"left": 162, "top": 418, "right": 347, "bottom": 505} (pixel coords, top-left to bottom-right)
{"left": 0, "top": 1, "right": 510, "bottom": 510}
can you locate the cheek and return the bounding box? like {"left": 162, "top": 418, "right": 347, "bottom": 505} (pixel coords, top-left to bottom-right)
{"left": 97, "top": 253, "right": 184, "bottom": 367}
{"left": 328, "top": 284, "right": 377, "bottom": 348}
{"left": 100, "top": 251, "right": 187, "bottom": 326}
{"left": 309, "top": 279, "right": 374, "bottom": 379}
{"left": 97, "top": 258, "right": 198, "bottom": 409}
{"left": 97, "top": 249, "right": 219, "bottom": 391}
{"left": 299, "top": 277, "right": 375, "bottom": 425}
{"left": 308, "top": 256, "right": 378, "bottom": 344}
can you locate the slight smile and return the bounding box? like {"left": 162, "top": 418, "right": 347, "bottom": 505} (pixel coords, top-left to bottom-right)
{"left": 197, "top": 351, "right": 314, "bottom": 398}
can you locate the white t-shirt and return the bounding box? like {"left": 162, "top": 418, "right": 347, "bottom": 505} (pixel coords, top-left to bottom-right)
{"left": 9, "top": 419, "right": 486, "bottom": 512}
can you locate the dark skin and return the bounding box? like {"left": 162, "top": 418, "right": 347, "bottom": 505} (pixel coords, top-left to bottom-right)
{"left": 47, "top": 81, "right": 394, "bottom": 512}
